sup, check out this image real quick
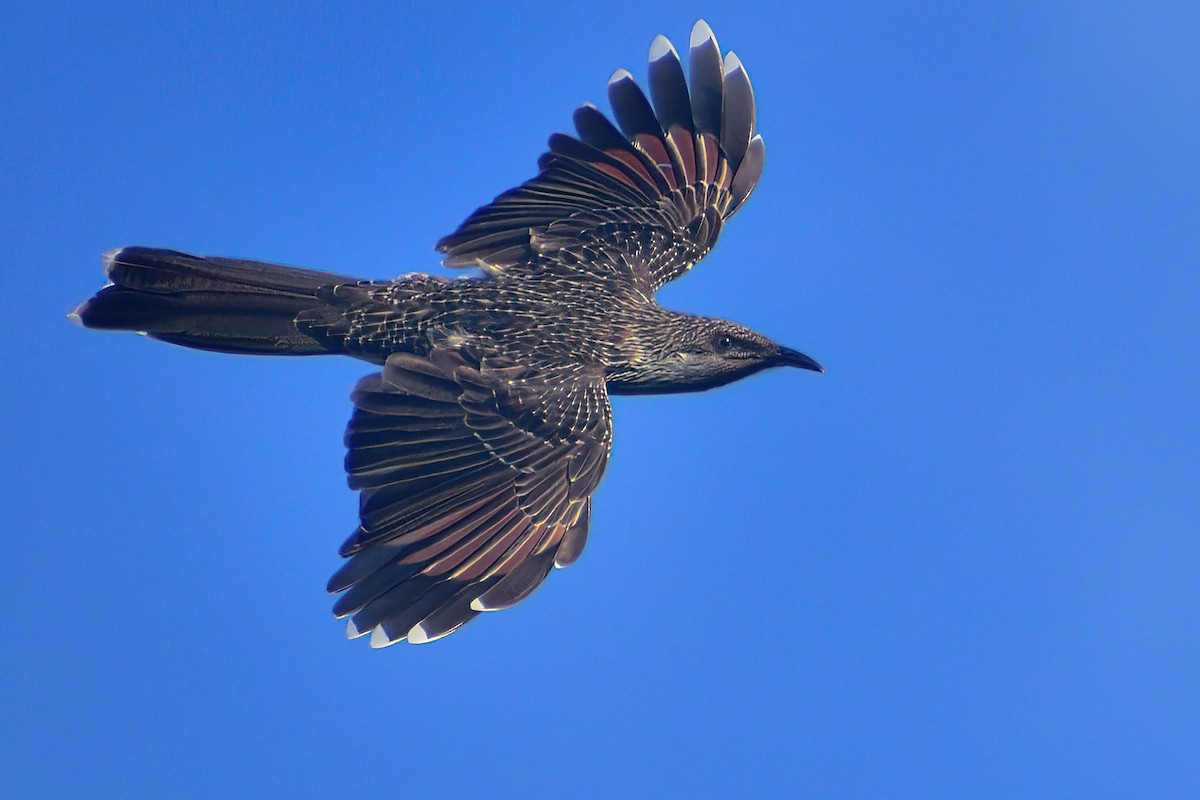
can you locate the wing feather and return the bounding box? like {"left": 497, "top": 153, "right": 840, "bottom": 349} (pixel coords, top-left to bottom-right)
{"left": 329, "top": 348, "right": 611, "bottom": 646}
{"left": 720, "top": 52, "right": 757, "bottom": 175}
{"left": 436, "top": 20, "right": 764, "bottom": 289}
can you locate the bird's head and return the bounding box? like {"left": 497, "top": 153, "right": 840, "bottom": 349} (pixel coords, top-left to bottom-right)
{"left": 607, "top": 314, "right": 823, "bottom": 395}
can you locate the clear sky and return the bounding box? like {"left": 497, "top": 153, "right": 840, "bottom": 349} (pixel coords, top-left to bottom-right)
{"left": 4, "top": 1, "right": 1198, "bottom": 797}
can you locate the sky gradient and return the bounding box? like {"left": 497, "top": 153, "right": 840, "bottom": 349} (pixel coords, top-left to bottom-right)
{"left": 4, "top": 2, "right": 1199, "bottom": 797}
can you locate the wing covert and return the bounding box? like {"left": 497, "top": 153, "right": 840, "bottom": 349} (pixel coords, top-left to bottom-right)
{"left": 436, "top": 20, "right": 764, "bottom": 290}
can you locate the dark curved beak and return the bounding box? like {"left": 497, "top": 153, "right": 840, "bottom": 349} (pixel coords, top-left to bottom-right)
{"left": 775, "top": 345, "right": 825, "bottom": 373}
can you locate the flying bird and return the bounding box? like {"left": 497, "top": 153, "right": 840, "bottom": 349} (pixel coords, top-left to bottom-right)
{"left": 72, "top": 20, "right": 824, "bottom": 647}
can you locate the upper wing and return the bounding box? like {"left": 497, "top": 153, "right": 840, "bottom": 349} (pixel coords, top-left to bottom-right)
{"left": 436, "top": 20, "right": 764, "bottom": 291}
{"left": 328, "top": 347, "right": 610, "bottom": 647}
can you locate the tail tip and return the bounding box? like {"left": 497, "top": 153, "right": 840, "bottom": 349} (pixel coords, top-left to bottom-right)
{"left": 101, "top": 247, "right": 127, "bottom": 279}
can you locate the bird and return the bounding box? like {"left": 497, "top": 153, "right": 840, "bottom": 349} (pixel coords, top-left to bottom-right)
{"left": 71, "top": 20, "right": 823, "bottom": 648}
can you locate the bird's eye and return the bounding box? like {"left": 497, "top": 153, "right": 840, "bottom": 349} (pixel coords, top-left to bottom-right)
{"left": 715, "top": 332, "right": 735, "bottom": 351}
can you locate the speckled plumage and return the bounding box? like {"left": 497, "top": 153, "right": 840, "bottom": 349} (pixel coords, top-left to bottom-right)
{"left": 73, "top": 21, "right": 822, "bottom": 647}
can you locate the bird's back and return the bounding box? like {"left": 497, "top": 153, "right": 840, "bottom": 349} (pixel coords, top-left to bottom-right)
{"left": 298, "top": 264, "right": 652, "bottom": 375}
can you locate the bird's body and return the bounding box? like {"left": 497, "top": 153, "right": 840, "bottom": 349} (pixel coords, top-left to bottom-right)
{"left": 302, "top": 264, "right": 657, "bottom": 382}
{"left": 73, "top": 21, "right": 822, "bottom": 647}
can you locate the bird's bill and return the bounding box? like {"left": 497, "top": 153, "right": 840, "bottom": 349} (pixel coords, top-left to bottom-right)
{"left": 774, "top": 345, "right": 824, "bottom": 373}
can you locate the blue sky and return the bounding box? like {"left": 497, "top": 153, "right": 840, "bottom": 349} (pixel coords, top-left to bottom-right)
{"left": 4, "top": 1, "right": 1198, "bottom": 797}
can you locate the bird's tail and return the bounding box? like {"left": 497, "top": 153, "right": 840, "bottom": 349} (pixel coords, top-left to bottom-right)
{"left": 72, "top": 247, "right": 356, "bottom": 356}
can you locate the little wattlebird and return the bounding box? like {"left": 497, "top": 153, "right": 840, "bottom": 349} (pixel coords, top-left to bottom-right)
{"left": 72, "top": 20, "right": 824, "bottom": 647}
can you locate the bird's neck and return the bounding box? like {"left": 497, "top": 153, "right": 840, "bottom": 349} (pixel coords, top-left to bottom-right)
{"left": 604, "top": 310, "right": 716, "bottom": 395}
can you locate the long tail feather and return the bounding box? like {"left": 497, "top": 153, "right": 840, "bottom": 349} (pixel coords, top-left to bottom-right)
{"left": 72, "top": 247, "right": 354, "bottom": 356}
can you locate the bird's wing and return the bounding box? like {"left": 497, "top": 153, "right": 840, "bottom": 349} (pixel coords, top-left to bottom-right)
{"left": 329, "top": 346, "right": 610, "bottom": 647}
{"left": 436, "top": 20, "right": 763, "bottom": 291}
